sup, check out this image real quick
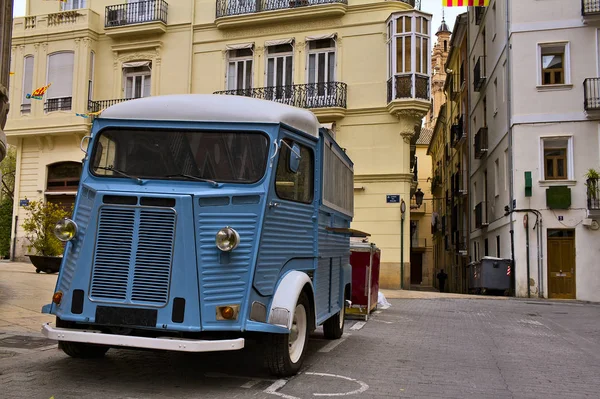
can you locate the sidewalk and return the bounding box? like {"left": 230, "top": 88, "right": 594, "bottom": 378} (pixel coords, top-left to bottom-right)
{"left": 0, "top": 261, "right": 56, "bottom": 334}
{"left": 380, "top": 288, "right": 509, "bottom": 300}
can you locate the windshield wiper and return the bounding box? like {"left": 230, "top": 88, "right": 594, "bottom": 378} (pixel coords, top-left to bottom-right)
{"left": 95, "top": 166, "right": 144, "bottom": 185}
{"left": 164, "top": 174, "right": 220, "bottom": 187}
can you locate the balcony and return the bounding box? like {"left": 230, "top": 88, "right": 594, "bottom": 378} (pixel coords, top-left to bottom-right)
{"left": 215, "top": 0, "right": 348, "bottom": 29}
{"left": 410, "top": 237, "right": 427, "bottom": 250}
{"left": 451, "top": 115, "right": 466, "bottom": 148}
{"left": 584, "top": 78, "right": 600, "bottom": 116}
{"left": 88, "top": 98, "right": 134, "bottom": 113}
{"left": 105, "top": 0, "right": 168, "bottom": 38}
{"left": 587, "top": 177, "right": 600, "bottom": 218}
{"left": 12, "top": 9, "right": 102, "bottom": 40}
{"left": 473, "top": 56, "right": 486, "bottom": 92}
{"left": 214, "top": 82, "right": 347, "bottom": 120}
{"left": 44, "top": 97, "right": 72, "bottom": 113}
{"left": 454, "top": 232, "right": 467, "bottom": 255}
{"left": 475, "top": 201, "right": 489, "bottom": 229}
{"left": 474, "top": 127, "right": 488, "bottom": 159}
{"left": 582, "top": 0, "right": 600, "bottom": 23}
{"left": 410, "top": 200, "right": 426, "bottom": 213}
{"left": 475, "top": 6, "right": 485, "bottom": 25}
{"left": 451, "top": 170, "right": 468, "bottom": 198}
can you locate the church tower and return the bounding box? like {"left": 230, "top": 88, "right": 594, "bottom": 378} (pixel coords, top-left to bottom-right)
{"left": 424, "top": 15, "right": 451, "bottom": 129}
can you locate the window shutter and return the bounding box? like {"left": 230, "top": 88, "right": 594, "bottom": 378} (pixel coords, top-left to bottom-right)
{"left": 22, "top": 56, "right": 34, "bottom": 104}
{"left": 143, "top": 75, "right": 151, "bottom": 97}
{"left": 47, "top": 52, "right": 74, "bottom": 99}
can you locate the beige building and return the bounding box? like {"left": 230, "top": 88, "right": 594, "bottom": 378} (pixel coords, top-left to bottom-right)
{"left": 7, "top": 0, "right": 432, "bottom": 289}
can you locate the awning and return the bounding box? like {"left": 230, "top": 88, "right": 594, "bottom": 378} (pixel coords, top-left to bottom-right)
{"left": 326, "top": 227, "right": 371, "bottom": 238}
{"left": 225, "top": 42, "right": 254, "bottom": 50}
{"left": 305, "top": 33, "right": 337, "bottom": 41}
{"left": 264, "top": 38, "right": 294, "bottom": 47}
{"left": 122, "top": 61, "right": 151, "bottom": 68}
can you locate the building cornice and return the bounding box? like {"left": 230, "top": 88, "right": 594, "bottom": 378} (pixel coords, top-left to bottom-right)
{"left": 354, "top": 173, "right": 415, "bottom": 183}
{"left": 11, "top": 29, "right": 100, "bottom": 45}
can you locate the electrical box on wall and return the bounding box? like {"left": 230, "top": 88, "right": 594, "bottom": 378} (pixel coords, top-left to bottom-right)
{"left": 524, "top": 171, "right": 532, "bottom": 197}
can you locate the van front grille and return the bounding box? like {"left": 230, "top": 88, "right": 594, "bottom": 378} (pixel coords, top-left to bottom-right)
{"left": 90, "top": 206, "right": 176, "bottom": 306}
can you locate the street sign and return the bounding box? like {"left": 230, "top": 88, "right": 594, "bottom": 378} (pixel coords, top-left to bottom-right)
{"left": 386, "top": 195, "right": 400, "bottom": 203}
{"left": 19, "top": 199, "right": 29, "bottom": 207}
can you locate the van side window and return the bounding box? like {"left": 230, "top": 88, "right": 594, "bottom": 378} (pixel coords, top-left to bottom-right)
{"left": 275, "top": 139, "right": 314, "bottom": 204}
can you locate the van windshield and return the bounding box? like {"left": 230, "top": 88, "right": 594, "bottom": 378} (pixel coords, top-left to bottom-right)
{"left": 91, "top": 128, "right": 270, "bottom": 184}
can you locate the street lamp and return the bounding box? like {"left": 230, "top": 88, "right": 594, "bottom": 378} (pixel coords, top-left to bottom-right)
{"left": 414, "top": 188, "right": 424, "bottom": 207}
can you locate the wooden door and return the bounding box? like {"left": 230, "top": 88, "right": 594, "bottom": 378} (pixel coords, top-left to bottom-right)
{"left": 410, "top": 253, "right": 423, "bottom": 285}
{"left": 547, "top": 230, "right": 576, "bottom": 299}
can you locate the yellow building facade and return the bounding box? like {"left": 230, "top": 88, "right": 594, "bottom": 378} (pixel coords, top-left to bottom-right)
{"left": 7, "top": 0, "right": 431, "bottom": 288}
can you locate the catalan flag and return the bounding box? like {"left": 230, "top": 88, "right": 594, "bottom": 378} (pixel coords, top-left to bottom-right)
{"left": 443, "top": 0, "right": 489, "bottom": 6}
{"left": 26, "top": 83, "right": 51, "bottom": 100}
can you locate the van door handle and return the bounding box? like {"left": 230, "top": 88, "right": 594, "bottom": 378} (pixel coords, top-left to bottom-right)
{"left": 269, "top": 202, "right": 280, "bottom": 208}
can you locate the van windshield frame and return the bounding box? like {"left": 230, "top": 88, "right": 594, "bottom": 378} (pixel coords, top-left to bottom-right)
{"left": 89, "top": 127, "right": 270, "bottom": 184}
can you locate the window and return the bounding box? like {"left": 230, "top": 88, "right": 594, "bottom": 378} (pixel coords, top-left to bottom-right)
{"left": 123, "top": 61, "right": 151, "bottom": 99}
{"left": 496, "top": 235, "right": 501, "bottom": 257}
{"left": 227, "top": 48, "right": 253, "bottom": 91}
{"left": 542, "top": 137, "right": 571, "bottom": 180}
{"left": 307, "top": 38, "right": 336, "bottom": 105}
{"left": 47, "top": 162, "right": 82, "bottom": 192}
{"left": 484, "top": 238, "right": 489, "bottom": 256}
{"left": 275, "top": 139, "right": 314, "bottom": 204}
{"left": 538, "top": 42, "right": 570, "bottom": 86}
{"left": 88, "top": 51, "right": 95, "bottom": 104}
{"left": 473, "top": 242, "right": 478, "bottom": 261}
{"left": 61, "top": 0, "right": 86, "bottom": 10}
{"left": 494, "top": 158, "right": 499, "bottom": 197}
{"left": 504, "top": 149, "right": 508, "bottom": 191}
{"left": 21, "top": 55, "right": 34, "bottom": 114}
{"left": 266, "top": 44, "right": 293, "bottom": 102}
{"left": 46, "top": 51, "right": 74, "bottom": 112}
{"left": 493, "top": 78, "right": 498, "bottom": 116}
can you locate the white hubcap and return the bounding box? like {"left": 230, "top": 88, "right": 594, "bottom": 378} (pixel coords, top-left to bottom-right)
{"left": 289, "top": 303, "right": 307, "bottom": 364}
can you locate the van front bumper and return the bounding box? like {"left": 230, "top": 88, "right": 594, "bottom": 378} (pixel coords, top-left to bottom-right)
{"left": 41, "top": 323, "right": 245, "bottom": 352}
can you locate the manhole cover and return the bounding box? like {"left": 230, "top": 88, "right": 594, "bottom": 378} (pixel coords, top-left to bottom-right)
{"left": 0, "top": 336, "right": 54, "bottom": 349}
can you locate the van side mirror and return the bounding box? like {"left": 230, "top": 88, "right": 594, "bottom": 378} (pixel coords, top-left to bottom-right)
{"left": 289, "top": 143, "right": 301, "bottom": 173}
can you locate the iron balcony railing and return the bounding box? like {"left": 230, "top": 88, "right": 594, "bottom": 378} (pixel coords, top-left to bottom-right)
{"left": 451, "top": 115, "right": 465, "bottom": 148}
{"left": 588, "top": 177, "right": 600, "bottom": 211}
{"left": 88, "top": 98, "right": 134, "bottom": 112}
{"left": 474, "top": 127, "right": 488, "bottom": 159}
{"left": 582, "top": 0, "right": 600, "bottom": 15}
{"left": 584, "top": 78, "right": 600, "bottom": 111}
{"left": 105, "top": 0, "right": 168, "bottom": 28}
{"left": 451, "top": 170, "right": 467, "bottom": 197}
{"left": 454, "top": 231, "right": 467, "bottom": 252}
{"left": 45, "top": 97, "right": 72, "bottom": 112}
{"left": 473, "top": 56, "right": 486, "bottom": 92}
{"left": 410, "top": 237, "right": 427, "bottom": 249}
{"left": 387, "top": 74, "right": 430, "bottom": 102}
{"left": 214, "top": 82, "right": 347, "bottom": 109}
{"left": 475, "top": 201, "right": 488, "bottom": 229}
{"left": 216, "top": 0, "right": 348, "bottom": 18}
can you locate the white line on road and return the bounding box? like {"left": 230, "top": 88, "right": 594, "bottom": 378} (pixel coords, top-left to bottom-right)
{"left": 318, "top": 333, "right": 350, "bottom": 353}
{"left": 264, "top": 379, "right": 300, "bottom": 399}
{"left": 372, "top": 319, "right": 393, "bottom": 324}
{"left": 304, "top": 372, "right": 369, "bottom": 396}
{"left": 349, "top": 321, "right": 366, "bottom": 331}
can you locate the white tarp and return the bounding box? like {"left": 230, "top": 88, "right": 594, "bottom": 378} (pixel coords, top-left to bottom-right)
{"left": 264, "top": 38, "right": 294, "bottom": 47}
{"left": 122, "top": 61, "right": 151, "bottom": 68}
{"left": 225, "top": 42, "right": 254, "bottom": 50}
{"left": 305, "top": 33, "right": 337, "bottom": 41}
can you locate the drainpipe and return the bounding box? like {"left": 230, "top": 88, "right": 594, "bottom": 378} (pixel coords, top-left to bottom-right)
{"left": 506, "top": 0, "right": 516, "bottom": 297}
{"left": 188, "top": 0, "right": 196, "bottom": 94}
{"left": 525, "top": 214, "right": 531, "bottom": 298}
{"left": 509, "top": 228, "right": 515, "bottom": 294}
{"left": 11, "top": 215, "right": 17, "bottom": 261}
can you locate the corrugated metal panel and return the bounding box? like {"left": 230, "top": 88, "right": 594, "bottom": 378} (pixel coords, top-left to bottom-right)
{"left": 254, "top": 202, "right": 315, "bottom": 296}
{"left": 315, "top": 258, "right": 331, "bottom": 321}
{"left": 322, "top": 142, "right": 353, "bottom": 217}
{"left": 198, "top": 212, "right": 258, "bottom": 305}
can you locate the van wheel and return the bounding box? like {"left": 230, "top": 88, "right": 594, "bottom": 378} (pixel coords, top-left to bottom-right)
{"left": 59, "top": 341, "right": 109, "bottom": 359}
{"left": 56, "top": 317, "right": 109, "bottom": 359}
{"left": 265, "top": 292, "right": 309, "bottom": 377}
{"left": 323, "top": 296, "right": 345, "bottom": 340}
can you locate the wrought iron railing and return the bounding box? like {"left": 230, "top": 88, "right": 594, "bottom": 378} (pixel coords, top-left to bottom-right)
{"left": 451, "top": 170, "right": 467, "bottom": 197}
{"left": 451, "top": 115, "right": 465, "bottom": 148}
{"left": 387, "top": 74, "right": 430, "bottom": 102}
{"left": 582, "top": 0, "right": 600, "bottom": 15}
{"left": 474, "top": 127, "right": 488, "bottom": 159}
{"left": 214, "top": 82, "right": 347, "bottom": 109}
{"left": 410, "top": 237, "right": 427, "bottom": 249}
{"left": 473, "top": 56, "right": 486, "bottom": 92}
{"left": 88, "top": 98, "right": 135, "bottom": 112}
{"left": 44, "top": 97, "right": 72, "bottom": 112}
{"left": 584, "top": 78, "right": 600, "bottom": 111}
{"left": 587, "top": 177, "right": 600, "bottom": 210}
{"left": 455, "top": 232, "right": 467, "bottom": 252}
{"left": 475, "top": 202, "right": 488, "bottom": 229}
{"left": 105, "top": 0, "right": 168, "bottom": 27}
{"left": 216, "top": 0, "right": 348, "bottom": 18}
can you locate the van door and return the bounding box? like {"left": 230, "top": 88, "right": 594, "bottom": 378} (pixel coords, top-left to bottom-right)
{"left": 253, "top": 135, "right": 317, "bottom": 297}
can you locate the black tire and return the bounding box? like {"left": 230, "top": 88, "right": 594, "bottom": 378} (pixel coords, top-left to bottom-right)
{"left": 56, "top": 317, "right": 109, "bottom": 359}
{"left": 323, "top": 296, "right": 346, "bottom": 340}
{"left": 265, "top": 292, "right": 310, "bottom": 377}
{"left": 35, "top": 269, "right": 40, "bottom": 273}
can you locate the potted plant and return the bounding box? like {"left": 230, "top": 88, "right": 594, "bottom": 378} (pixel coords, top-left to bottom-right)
{"left": 21, "top": 199, "right": 72, "bottom": 274}
{"left": 585, "top": 168, "right": 600, "bottom": 209}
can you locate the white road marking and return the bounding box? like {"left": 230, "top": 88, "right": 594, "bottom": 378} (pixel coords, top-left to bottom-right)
{"left": 318, "top": 333, "right": 350, "bottom": 353}
{"left": 349, "top": 321, "right": 366, "bottom": 331}
{"left": 241, "top": 379, "right": 261, "bottom": 389}
{"left": 372, "top": 320, "right": 393, "bottom": 324}
{"left": 304, "top": 372, "right": 369, "bottom": 396}
{"left": 264, "top": 379, "right": 300, "bottom": 399}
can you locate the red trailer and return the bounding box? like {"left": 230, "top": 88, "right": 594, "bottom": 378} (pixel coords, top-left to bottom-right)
{"left": 346, "top": 240, "right": 381, "bottom": 321}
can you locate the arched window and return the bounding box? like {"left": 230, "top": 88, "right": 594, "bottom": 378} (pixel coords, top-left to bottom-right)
{"left": 46, "top": 162, "right": 82, "bottom": 192}
{"left": 444, "top": 40, "right": 448, "bottom": 52}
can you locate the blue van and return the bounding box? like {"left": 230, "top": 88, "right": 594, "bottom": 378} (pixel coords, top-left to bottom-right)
{"left": 42, "top": 94, "right": 356, "bottom": 376}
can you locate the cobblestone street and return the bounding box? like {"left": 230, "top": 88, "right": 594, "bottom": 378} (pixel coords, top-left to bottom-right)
{"left": 1, "top": 261, "right": 600, "bottom": 399}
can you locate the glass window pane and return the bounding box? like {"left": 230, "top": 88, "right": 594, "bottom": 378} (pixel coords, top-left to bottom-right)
{"left": 317, "top": 53, "right": 325, "bottom": 84}
{"left": 237, "top": 61, "right": 244, "bottom": 90}
{"left": 416, "top": 37, "right": 421, "bottom": 73}
{"left": 396, "top": 17, "right": 404, "bottom": 34}
{"left": 267, "top": 58, "right": 274, "bottom": 86}
{"left": 143, "top": 75, "right": 151, "bottom": 97}
{"left": 416, "top": 17, "right": 421, "bottom": 34}
{"left": 275, "top": 139, "right": 314, "bottom": 204}
{"left": 308, "top": 54, "right": 316, "bottom": 84}
{"left": 328, "top": 52, "right": 335, "bottom": 82}
{"left": 228, "top": 62, "right": 236, "bottom": 90}
{"left": 423, "top": 18, "right": 428, "bottom": 34}
{"left": 285, "top": 56, "right": 293, "bottom": 86}
{"left": 126, "top": 76, "right": 133, "bottom": 98}
{"left": 405, "top": 16, "right": 411, "bottom": 33}
{"left": 396, "top": 37, "right": 403, "bottom": 73}
{"left": 557, "top": 159, "right": 565, "bottom": 177}
{"left": 422, "top": 38, "right": 428, "bottom": 74}
{"left": 405, "top": 37, "right": 412, "bottom": 72}
{"left": 546, "top": 159, "right": 554, "bottom": 178}
{"left": 245, "top": 60, "right": 252, "bottom": 89}
{"left": 276, "top": 58, "right": 283, "bottom": 87}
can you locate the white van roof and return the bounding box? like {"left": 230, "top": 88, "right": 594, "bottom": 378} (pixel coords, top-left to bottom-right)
{"left": 99, "top": 94, "right": 321, "bottom": 137}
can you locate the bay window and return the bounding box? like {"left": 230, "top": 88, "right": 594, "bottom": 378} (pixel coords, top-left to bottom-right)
{"left": 386, "top": 11, "right": 431, "bottom": 102}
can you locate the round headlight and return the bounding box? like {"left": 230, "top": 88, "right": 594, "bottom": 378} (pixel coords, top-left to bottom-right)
{"left": 54, "top": 218, "right": 78, "bottom": 242}
{"left": 215, "top": 227, "right": 240, "bottom": 252}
